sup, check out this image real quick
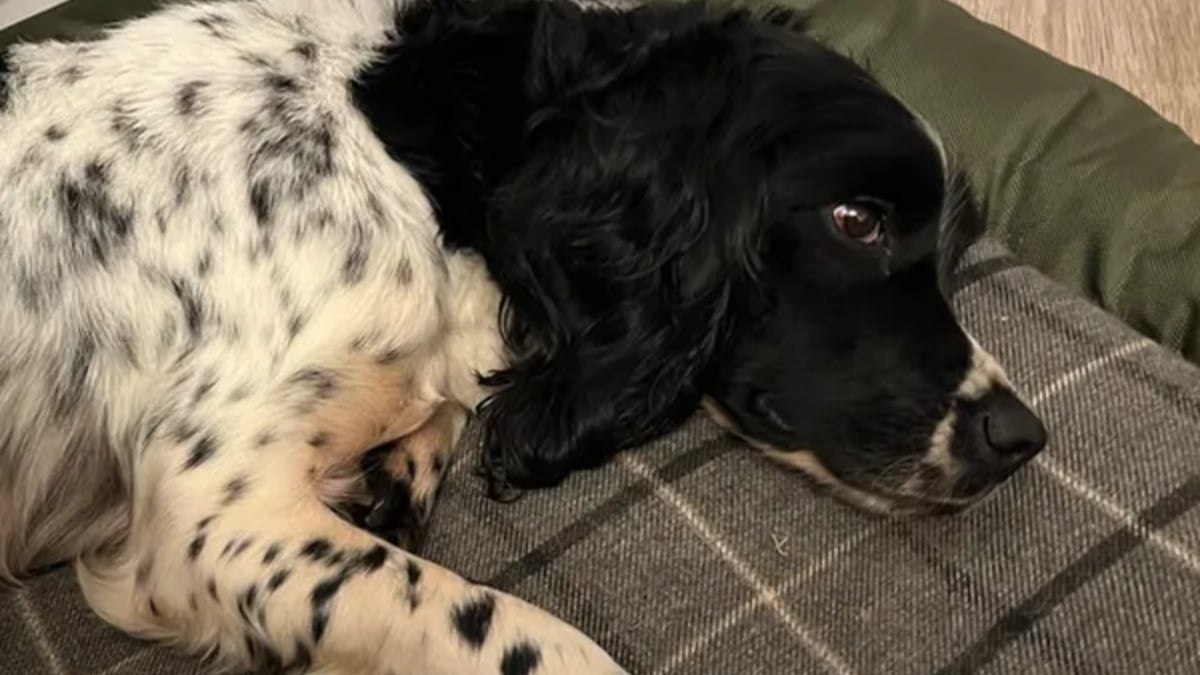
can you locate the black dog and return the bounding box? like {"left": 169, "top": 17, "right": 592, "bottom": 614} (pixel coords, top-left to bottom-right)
{"left": 0, "top": 0, "right": 1046, "bottom": 672}
{"left": 356, "top": 0, "right": 1046, "bottom": 511}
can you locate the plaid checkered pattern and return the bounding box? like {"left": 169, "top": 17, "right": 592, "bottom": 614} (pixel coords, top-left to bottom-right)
{"left": 3, "top": 238, "right": 1200, "bottom": 674}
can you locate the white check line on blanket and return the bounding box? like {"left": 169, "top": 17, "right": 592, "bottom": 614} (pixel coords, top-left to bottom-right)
{"left": 650, "top": 527, "right": 877, "bottom": 675}
{"left": 16, "top": 591, "right": 69, "bottom": 675}
{"left": 619, "top": 455, "right": 856, "bottom": 675}
{"left": 1035, "top": 455, "right": 1200, "bottom": 576}
{"left": 1029, "top": 339, "right": 1200, "bottom": 577}
{"left": 98, "top": 650, "right": 149, "bottom": 675}
{"left": 1029, "top": 339, "right": 1157, "bottom": 407}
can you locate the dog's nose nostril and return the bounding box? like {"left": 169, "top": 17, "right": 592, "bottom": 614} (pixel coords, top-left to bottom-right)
{"left": 975, "top": 389, "right": 1048, "bottom": 459}
{"left": 983, "top": 415, "right": 1043, "bottom": 457}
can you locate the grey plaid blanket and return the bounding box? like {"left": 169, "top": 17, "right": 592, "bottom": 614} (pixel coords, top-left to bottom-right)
{"left": 4, "top": 238, "right": 1200, "bottom": 673}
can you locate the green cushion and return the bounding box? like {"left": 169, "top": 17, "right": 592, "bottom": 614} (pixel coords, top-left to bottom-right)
{"left": 5, "top": 0, "right": 1200, "bottom": 363}
{"left": 794, "top": 0, "right": 1200, "bottom": 363}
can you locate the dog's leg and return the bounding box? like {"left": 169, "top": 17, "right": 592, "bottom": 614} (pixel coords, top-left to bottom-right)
{"left": 75, "top": 367, "right": 624, "bottom": 675}
{"left": 348, "top": 403, "right": 467, "bottom": 550}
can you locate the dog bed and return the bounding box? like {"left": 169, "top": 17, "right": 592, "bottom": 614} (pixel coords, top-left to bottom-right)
{"left": 2, "top": 1, "right": 1199, "bottom": 674}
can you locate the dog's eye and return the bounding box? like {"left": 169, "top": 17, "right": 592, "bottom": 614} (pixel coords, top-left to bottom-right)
{"left": 831, "top": 202, "right": 887, "bottom": 245}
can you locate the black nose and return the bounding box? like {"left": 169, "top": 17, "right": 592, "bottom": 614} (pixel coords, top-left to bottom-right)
{"left": 970, "top": 389, "right": 1047, "bottom": 463}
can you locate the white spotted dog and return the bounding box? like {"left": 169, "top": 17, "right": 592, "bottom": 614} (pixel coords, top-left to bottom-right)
{"left": 0, "top": 0, "right": 1048, "bottom": 673}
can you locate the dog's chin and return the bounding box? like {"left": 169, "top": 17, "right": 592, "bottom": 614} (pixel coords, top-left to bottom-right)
{"left": 701, "top": 398, "right": 992, "bottom": 518}
{"left": 768, "top": 449, "right": 993, "bottom": 516}
{"left": 760, "top": 447, "right": 993, "bottom": 518}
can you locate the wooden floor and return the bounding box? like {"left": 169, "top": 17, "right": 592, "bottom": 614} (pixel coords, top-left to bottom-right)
{"left": 949, "top": 0, "right": 1200, "bottom": 140}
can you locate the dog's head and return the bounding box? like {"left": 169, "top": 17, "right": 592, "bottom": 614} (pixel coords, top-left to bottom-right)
{"left": 685, "top": 62, "right": 1049, "bottom": 515}
{"left": 363, "top": 0, "right": 1047, "bottom": 514}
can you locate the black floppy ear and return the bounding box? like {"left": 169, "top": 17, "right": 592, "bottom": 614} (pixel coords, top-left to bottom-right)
{"left": 476, "top": 147, "right": 741, "bottom": 498}
{"left": 474, "top": 6, "right": 763, "bottom": 497}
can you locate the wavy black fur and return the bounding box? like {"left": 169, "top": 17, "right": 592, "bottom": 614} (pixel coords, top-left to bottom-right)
{"left": 353, "top": 0, "right": 986, "bottom": 499}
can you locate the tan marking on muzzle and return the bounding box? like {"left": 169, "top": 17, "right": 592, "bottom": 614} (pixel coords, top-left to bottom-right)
{"left": 957, "top": 336, "right": 1011, "bottom": 399}
{"left": 926, "top": 337, "right": 1013, "bottom": 470}
{"left": 702, "top": 397, "right": 906, "bottom": 515}
{"left": 702, "top": 398, "right": 772, "bottom": 451}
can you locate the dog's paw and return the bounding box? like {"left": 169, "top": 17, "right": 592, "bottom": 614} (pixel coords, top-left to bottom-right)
{"left": 340, "top": 440, "right": 435, "bottom": 550}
